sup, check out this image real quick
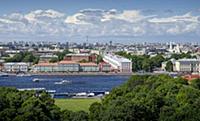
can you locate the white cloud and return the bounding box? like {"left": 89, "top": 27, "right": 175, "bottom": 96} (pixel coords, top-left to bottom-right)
{"left": 24, "top": 9, "right": 64, "bottom": 22}
{"left": 102, "top": 10, "right": 144, "bottom": 23}
{"left": 65, "top": 13, "right": 91, "bottom": 25}
{"left": 0, "top": 9, "right": 200, "bottom": 39}
{"left": 148, "top": 12, "right": 199, "bottom": 23}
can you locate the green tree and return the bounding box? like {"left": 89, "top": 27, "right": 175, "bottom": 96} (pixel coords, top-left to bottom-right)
{"left": 151, "top": 54, "right": 165, "bottom": 68}
{"left": 0, "top": 88, "right": 60, "bottom": 121}
{"left": 56, "top": 49, "right": 72, "bottom": 61}
{"left": 49, "top": 57, "right": 59, "bottom": 63}
{"left": 79, "top": 59, "right": 88, "bottom": 63}
{"left": 89, "top": 102, "right": 103, "bottom": 121}
{"left": 165, "top": 61, "right": 173, "bottom": 72}
{"left": 96, "top": 55, "right": 103, "bottom": 64}
{"left": 190, "top": 78, "right": 200, "bottom": 89}
{"left": 90, "top": 75, "right": 200, "bottom": 121}
{"left": 5, "top": 52, "right": 39, "bottom": 63}
{"left": 142, "top": 59, "right": 153, "bottom": 72}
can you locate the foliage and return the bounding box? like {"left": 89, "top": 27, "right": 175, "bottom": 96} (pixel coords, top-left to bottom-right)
{"left": 60, "top": 110, "right": 89, "bottom": 121}
{"left": 165, "top": 61, "right": 173, "bottom": 72}
{"left": 89, "top": 75, "right": 200, "bottom": 121}
{"left": 116, "top": 52, "right": 165, "bottom": 72}
{"left": 49, "top": 57, "right": 59, "bottom": 63}
{"left": 0, "top": 87, "right": 60, "bottom": 121}
{"left": 79, "top": 59, "right": 88, "bottom": 63}
{"left": 96, "top": 55, "right": 103, "bottom": 64}
{"left": 5, "top": 52, "right": 39, "bottom": 64}
{"left": 56, "top": 49, "right": 72, "bottom": 61}
{"left": 116, "top": 51, "right": 195, "bottom": 72}
{"left": 170, "top": 53, "right": 196, "bottom": 60}
{"left": 190, "top": 78, "right": 200, "bottom": 89}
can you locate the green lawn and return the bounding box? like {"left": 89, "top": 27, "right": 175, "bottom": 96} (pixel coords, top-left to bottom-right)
{"left": 55, "top": 98, "right": 101, "bottom": 112}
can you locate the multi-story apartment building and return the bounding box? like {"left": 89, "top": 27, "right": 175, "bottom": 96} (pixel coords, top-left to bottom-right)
{"left": 103, "top": 54, "right": 132, "bottom": 73}
{"left": 4, "top": 62, "right": 29, "bottom": 72}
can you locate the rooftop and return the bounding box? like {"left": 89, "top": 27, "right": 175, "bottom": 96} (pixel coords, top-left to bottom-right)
{"left": 177, "top": 58, "right": 200, "bottom": 62}
{"left": 59, "top": 60, "right": 78, "bottom": 64}
{"left": 104, "top": 54, "right": 131, "bottom": 63}
{"left": 4, "top": 62, "right": 28, "bottom": 65}
{"left": 66, "top": 53, "right": 90, "bottom": 56}
{"left": 80, "top": 62, "right": 98, "bottom": 66}
{"left": 36, "top": 62, "right": 58, "bottom": 66}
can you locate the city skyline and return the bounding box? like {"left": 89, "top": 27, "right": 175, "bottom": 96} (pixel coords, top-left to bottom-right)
{"left": 0, "top": 0, "right": 200, "bottom": 43}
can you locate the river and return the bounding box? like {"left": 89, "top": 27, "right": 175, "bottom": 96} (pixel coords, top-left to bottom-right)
{"left": 0, "top": 75, "right": 130, "bottom": 94}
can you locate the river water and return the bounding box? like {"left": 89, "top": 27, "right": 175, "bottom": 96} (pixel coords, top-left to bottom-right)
{"left": 0, "top": 75, "right": 130, "bottom": 93}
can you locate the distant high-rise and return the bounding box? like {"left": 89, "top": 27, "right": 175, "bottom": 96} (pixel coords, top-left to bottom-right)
{"left": 109, "top": 41, "right": 112, "bottom": 47}
{"left": 66, "top": 42, "right": 69, "bottom": 49}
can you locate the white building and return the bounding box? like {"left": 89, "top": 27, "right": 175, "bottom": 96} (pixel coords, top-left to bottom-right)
{"left": 4, "top": 62, "right": 29, "bottom": 72}
{"left": 173, "top": 59, "right": 200, "bottom": 72}
{"left": 168, "top": 42, "right": 181, "bottom": 54}
{"left": 103, "top": 54, "right": 132, "bottom": 72}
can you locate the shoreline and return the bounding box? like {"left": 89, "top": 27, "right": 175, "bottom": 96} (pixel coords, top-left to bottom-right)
{"left": 4, "top": 72, "right": 133, "bottom": 76}
{"left": 30, "top": 72, "right": 133, "bottom": 76}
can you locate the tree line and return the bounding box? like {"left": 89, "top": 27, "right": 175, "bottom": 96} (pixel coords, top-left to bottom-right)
{"left": 5, "top": 52, "right": 39, "bottom": 64}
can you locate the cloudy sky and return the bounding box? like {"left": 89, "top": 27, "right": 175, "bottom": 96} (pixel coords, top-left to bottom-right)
{"left": 0, "top": 0, "right": 200, "bottom": 43}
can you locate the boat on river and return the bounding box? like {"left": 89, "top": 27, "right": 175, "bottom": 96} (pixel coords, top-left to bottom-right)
{"left": 32, "top": 78, "right": 41, "bottom": 82}
{"left": 0, "top": 72, "right": 9, "bottom": 77}
{"left": 54, "top": 80, "right": 71, "bottom": 85}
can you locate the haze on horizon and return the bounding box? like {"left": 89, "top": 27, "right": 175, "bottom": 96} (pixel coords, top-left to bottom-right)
{"left": 0, "top": 0, "right": 200, "bottom": 43}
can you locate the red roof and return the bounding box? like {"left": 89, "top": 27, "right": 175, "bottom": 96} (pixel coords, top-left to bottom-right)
{"left": 59, "top": 60, "right": 77, "bottom": 64}
{"left": 183, "top": 74, "right": 200, "bottom": 81}
{"left": 80, "top": 62, "right": 97, "bottom": 66}
{"left": 36, "top": 62, "right": 58, "bottom": 66}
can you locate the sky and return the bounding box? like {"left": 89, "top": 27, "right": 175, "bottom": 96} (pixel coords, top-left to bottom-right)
{"left": 0, "top": 0, "right": 200, "bottom": 43}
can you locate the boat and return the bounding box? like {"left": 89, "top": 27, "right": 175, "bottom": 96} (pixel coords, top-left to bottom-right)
{"left": 0, "top": 72, "right": 9, "bottom": 77}
{"left": 32, "top": 78, "right": 40, "bottom": 82}
{"left": 54, "top": 80, "right": 71, "bottom": 85}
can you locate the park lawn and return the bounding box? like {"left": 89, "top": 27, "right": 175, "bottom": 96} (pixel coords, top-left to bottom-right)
{"left": 55, "top": 98, "right": 101, "bottom": 112}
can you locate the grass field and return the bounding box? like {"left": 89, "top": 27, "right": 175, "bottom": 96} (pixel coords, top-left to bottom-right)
{"left": 55, "top": 98, "right": 101, "bottom": 112}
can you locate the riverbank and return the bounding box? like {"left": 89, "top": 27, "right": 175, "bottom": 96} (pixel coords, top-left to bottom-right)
{"left": 2, "top": 72, "right": 168, "bottom": 77}
{"left": 5, "top": 72, "right": 133, "bottom": 76}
